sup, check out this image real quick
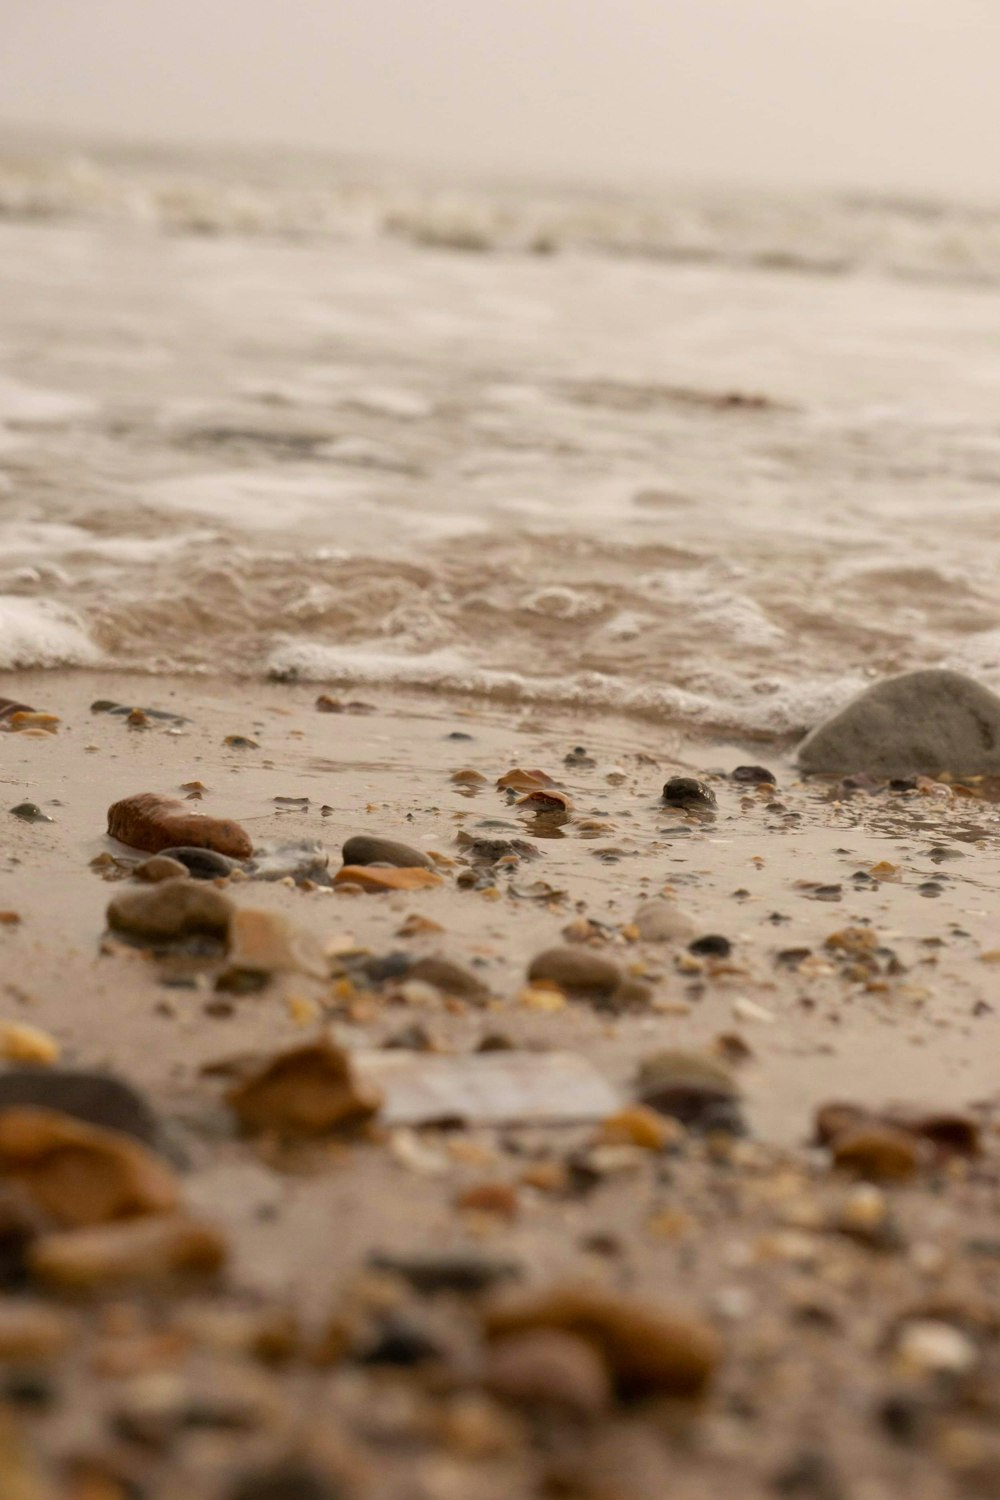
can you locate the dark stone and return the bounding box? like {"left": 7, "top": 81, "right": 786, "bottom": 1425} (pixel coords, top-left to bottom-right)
{"left": 0, "top": 1069, "right": 160, "bottom": 1147}
{"left": 446, "top": 731, "right": 474, "bottom": 741}
{"left": 688, "top": 934, "right": 732, "bottom": 958}
{"left": 732, "top": 765, "right": 776, "bottom": 784}
{"left": 661, "top": 777, "right": 717, "bottom": 811}
{"left": 367, "top": 1250, "right": 520, "bottom": 1295}
{"left": 9, "top": 803, "right": 53, "bottom": 824}
{"left": 362, "top": 952, "right": 414, "bottom": 983}
{"left": 356, "top": 1316, "right": 443, "bottom": 1367}
{"left": 158, "top": 846, "right": 237, "bottom": 880}
{"left": 341, "top": 835, "right": 431, "bottom": 869}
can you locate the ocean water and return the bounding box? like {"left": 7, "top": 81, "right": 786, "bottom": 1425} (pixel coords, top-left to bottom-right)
{"left": 2, "top": 136, "right": 1000, "bottom": 742}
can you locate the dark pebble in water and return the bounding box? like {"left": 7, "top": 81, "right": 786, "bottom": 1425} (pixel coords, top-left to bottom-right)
{"left": 158, "top": 847, "right": 237, "bottom": 880}
{"left": 689, "top": 934, "right": 732, "bottom": 958}
{"left": 9, "top": 803, "right": 53, "bottom": 823}
{"left": 731, "top": 765, "right": 776, "bottom": 785}
{"left": 368, "top": 1250, "right": 521, "bottom": 1295}
{"left": 0, "top": 1069, "right": 160, "bottom": 1147}
{"left": 341, "top": 835, "right": 431, "bottom": 869}
{"left": 91, "top": 700, "right": 186, "bottom": 723}
{"left": 446, "top": 731, "right": 474, "bottom": 741}
{"left": 918, "top": 882, "right": 943, "bottom": 898}
{"left": 662, "top": 777, "right": 717, "bottom": 811}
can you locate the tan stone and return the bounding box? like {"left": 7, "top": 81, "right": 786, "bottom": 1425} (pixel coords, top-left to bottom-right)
{"left": 226, "top": 907, "right": 327, "bottom": 978}
{"left": 333, "top": 864, "right": 443, "bottom": 892}
{"left": 30, "top": 1215, "right": 227, "bottom": 1290}
{"left": 226, "top": 1041, "right": 382, "bottom": 1137}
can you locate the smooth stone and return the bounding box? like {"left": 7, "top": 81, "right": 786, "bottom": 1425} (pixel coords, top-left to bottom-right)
{"left": 661, "top": 777, "right": 717, "bottom": 811}
{"left": 158, "top": 846, "right": 238, "bottom": 880}
{"left": 0, "top": 1070, "right": 160, "bottom": 1148}
{"left": 527, "top": 947, "right": 621, "bottom": 998}
{"left": 224, "top": 908, "right": 327, "bottom": 979}
{"left": 135, "top": 855, "right": 190, "bottom": 883}
{"left": 689, "top": 934, "right": 732, "bottom": 958}
{"left": 407, "top": 957, "right": 489, "bottom": 1000}
{"left": 9, "top": 804, "right": 52, "bottom": 824}
{"left": 484, "top": 1283, "right": 721, "bottom": 1398}
{"left": 635, "top": 1050, "right": 744, "bottom": 1134}
{"left": 485, "top": 1329, "right": 612, "bottom": 1418}
{"left": 107, "top": 879, "right": 233, "bottom": 941}
{"left": 731, "top": 765, "right": 777, "bottom": 784}
{"left": 831, "top": 1126, "right": 923, "bottom": 1182}
{"left": 341, "top": 835, "right": 431, "bottom": 870}
{"left": 797, "top": 669, "right": 1000, "bottom": 777}
{"left": 107, "top": 792, "right": 252, "bottom": 859}
{"left": 632, "top": 899, "right": 696, "bottom": 943}
{"left": 30, "top": 1215, "right": 227, "bottom": 1290}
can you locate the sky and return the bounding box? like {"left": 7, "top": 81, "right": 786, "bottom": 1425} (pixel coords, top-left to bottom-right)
{"left": 2, "top": 0, "right": 1000, "bottom": 198}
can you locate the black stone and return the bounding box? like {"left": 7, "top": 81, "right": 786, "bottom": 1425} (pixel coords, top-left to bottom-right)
{"left": 9, "top": 803, "right": 53, "bottom": 824}
{"left": 661, "top": 777, "right": 717, "bottom": 811}
{"left": 732, "top": 765, "right": 776, "bottom": 784}
{"left": 158, "top": 847, "right": 237, "bottom": 879}
{"left": 688, "top": 934, "right": 732, "bottom": 958}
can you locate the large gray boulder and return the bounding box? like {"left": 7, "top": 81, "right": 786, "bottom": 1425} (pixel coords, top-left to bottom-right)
{"left": 797, "top": 669, "right": 1000, "bottom": 777}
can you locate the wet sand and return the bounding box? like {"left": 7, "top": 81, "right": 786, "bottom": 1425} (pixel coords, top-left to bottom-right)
{"left": 4, "top": 670, "right": 1000, "bottom": 1498}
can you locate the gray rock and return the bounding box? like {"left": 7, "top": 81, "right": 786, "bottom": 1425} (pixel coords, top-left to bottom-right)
{"left": 0, "top": 1070, "right": 160, "bottom": 1147}
{"left": 798, "top": 670, "right": 1000, "bottom": 777}
{"left": 158, "top": 846, "right": 237, "bottom": 880}
{"left": 342, "top": 835, "right": 431, "bottom": 869}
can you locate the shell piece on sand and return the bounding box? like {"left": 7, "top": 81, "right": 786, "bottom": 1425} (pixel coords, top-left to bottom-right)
{"left": 0, "top": 1108, "right": 179, "bottom": 1226}
{"left": 797, "top": 669, "right": 1000, "bottom": 777}
{"left": 107, "top": 792, "right": 253, "bottom": 858}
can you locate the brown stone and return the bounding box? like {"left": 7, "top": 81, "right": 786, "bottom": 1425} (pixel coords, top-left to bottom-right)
{"left": 226, "top": 1041, "right": 382, "bottom": 1137}
{"left": 134, "top": 855, "right": 190, "bottom": 883}
{"left": 527, "top": 947, "right": 621, "bottom": 999}
{"left": 831, "top": 1125, "right": 923, "bottom": 1182}
{"left": 30, "top": 1215, "right": 227, "bottom": 1290}
{"left": 408, "top": 956, "right": 489, "bottom": 999}
{"left": 107, "top": 878, "right": 233, "bottom": 941}
{"left": 816, "top": 1101, "right": 979, "bottom": 1162}
{"left": 497, "top": 768, "right": 557, "bottom": 792}
{"left": 225, "top": 908, "right": 327, "bottom": 979}
{"left": 455, "top": 1182, "right": 519, "bottom": 1219}
{"left": 0, "top": 1108, "right": 179, "bottom": 1226}
{"left": 0, "top": 1299, "right": 73, "bottom": 1361}
{"left": 107, "top": 792, "right": 252, "bottom": 858}
{"left": 341, "top": 835, "right": 432, "bottom": 869}
{"left": 485, "top": 1328, "right": 612, "bottom": 1419}
{"left": 484, "top": 1283, "right": 721, "bottom": 1398}
{"left": 334, "top": 865, "right": 443, "bottom": 892}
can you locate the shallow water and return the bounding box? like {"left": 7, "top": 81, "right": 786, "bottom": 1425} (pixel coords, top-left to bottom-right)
{"left": 3, "top": 138, "right": 1000, "bottom": 742}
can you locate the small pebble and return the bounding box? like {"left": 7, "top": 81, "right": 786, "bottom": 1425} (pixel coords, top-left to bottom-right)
{"left": 661, "top": 777, "right": 717, "bottom": 811}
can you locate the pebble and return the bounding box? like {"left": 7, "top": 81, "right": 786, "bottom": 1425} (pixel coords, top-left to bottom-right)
{"left": 0, "top": 1025, "right": 59, "bottom": 1066}
{"left": 408, "top": 957, "right": 489, "bottom": 1001}
{"left": 30, "top": 1214, "right": 227, "bottom": 1291}
{"left": 367, "top": 1250, "right": 521, "bottom": 1295}
{"left": 0, "top": 1069, "right": 160, "bottom": 1147}
{"left": 226, "top": 1041, "right": 382, "bottom": 1136}
{"left": 224, "top": 1459, "right": 347, "bottom": 1500}
{"left": 0, "top": 1107, "right": 179, "bottom": 1226}
{"left": 485, "top": 1329, "right": 612, "bottom": 1419}
{"left": 731, "top": 765, "right": 777, "bottom": 784}
{"left": 661, "top": 777, "right": 717, "bottom": 811}
{"left": 0, "top": 1188, "right": 44, "bottom": 1287}
{"left": 341, "top": 835, "right": 432, "bottom": 869}
{"left": 527, "top": 947, "right": 621, "bottom": 999}
{"left": 107, "top": 879, "right": 233, "bottom": 942}
{"left": 597, "top": 1106, "right": 680, "bottom": 1152}
{"left": 334, "top": 865, "right": 443, "bottom": 892}
{"left": 689, "top": 934, "right": 732, "bottom": 958}
{"left": 134, "top": 855, "right": 190, "bottom": 883}
{"left": 455, "top": 1183, "right": 519, "bottom": 1220}
{"left": 108, "top": 792, "right": 253, "bottom": 858}
{"left": 158, "top": 846, "right": 238, "bottom": 880}
{"left": 831, "top": 1126, "right": 922, "bottom": 1182}
{"left": 632, "top": 898, "right": 696, "bottom": 943}
{"left": 484, "top": 1283, "right": 721, "bottom": 1398}
{"left": 0, "top": 1300, "right": 72, "bottom": 1362}
{"left": 635, "top": 1050, "right": 744, "bottom": 1134}
{"left": 894, "top": 1319, "right": 978, "bottom": 1378}
{"left": 225, "top": 908, "right": 328, "bottom": 979}
{"left": 9, "top": 804, "right": 53, "bottom": 824}
{"left": 798, "top": 668, "right": 1000, "bottom": 777}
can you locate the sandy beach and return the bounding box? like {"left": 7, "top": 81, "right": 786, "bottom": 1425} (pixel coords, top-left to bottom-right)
{"left": 3, "top": 669, "right": 1000, "bottom": 1497}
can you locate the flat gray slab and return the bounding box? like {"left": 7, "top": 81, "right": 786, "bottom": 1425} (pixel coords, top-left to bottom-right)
{"left": 356, "top": 1050, "right": 621, "bottom": 1126}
